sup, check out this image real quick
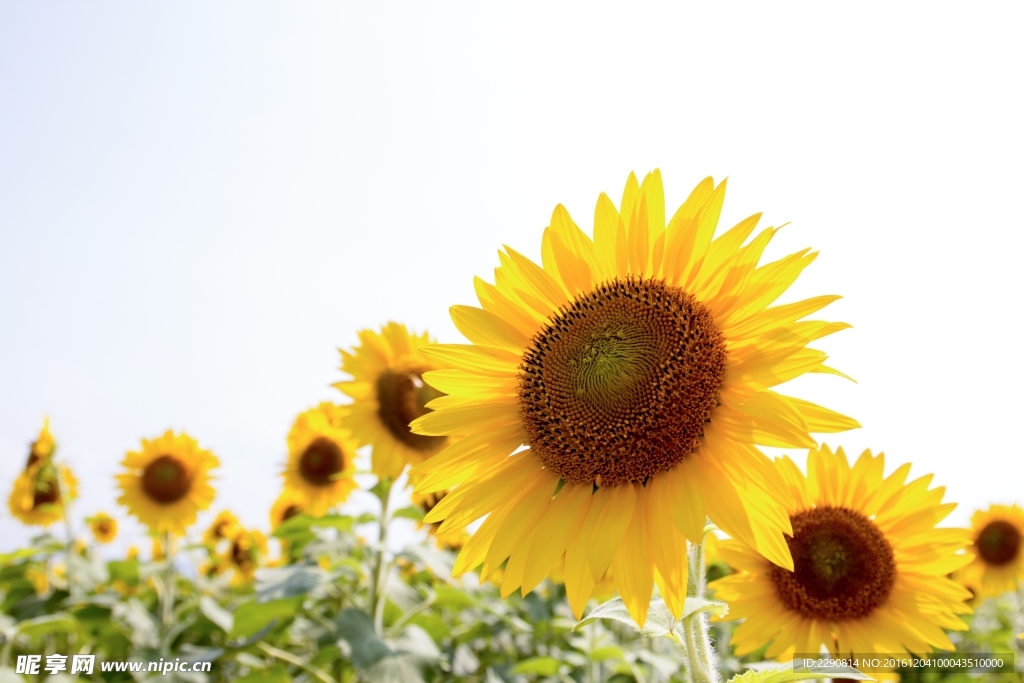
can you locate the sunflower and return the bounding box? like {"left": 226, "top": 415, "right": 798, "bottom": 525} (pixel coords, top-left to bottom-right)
{"left": 116, "top": 430, "right": 219, "bottom": 535}
{"left": 335, "top": 323, "right": 449, "bottom": 480}
{"left": 224, "top": 528, "right": 268, "bottom": 584}
{"left": 411, "top": 489, "right": 469, "bottom": 551}
{"left": 270, "top": 489, "right": 307, "bottom": 530}
{"left": 24, "top": 418, "right": 56, "bottom": 469}
{"left": 957, "top": 504, "right": 1024, "bottom": 598}
{"left": 282, "top": 404, "right": 358, "bottom": 516}
{"left": 8, "top": 461, "right": 77, "bottom": 527}
{"left": 710, "top": 445, "right": 973, "bottom": 659}
{"left": 408, "top": 171, "right": 858, "bottom": 626}
{"left": 88, "top": 512, "right": 118, "bottom": 543}
{"left": 203, "top": 510, "right": 242, "bottom": 547}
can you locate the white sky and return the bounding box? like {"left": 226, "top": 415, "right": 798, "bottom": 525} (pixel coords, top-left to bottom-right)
{"left": 1, "top": 3, "right": 1022, "bottom": 554}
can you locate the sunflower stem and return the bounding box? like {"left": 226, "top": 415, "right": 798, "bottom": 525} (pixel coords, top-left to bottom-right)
{"left": 682, "top": 527, "right": 719, "bottom": 683}
{"left": 370, "top": 477, "right": 394, "bottom": 635}
{"left": 159, "top": 531, "right": 176, "bottom": 653}
{"left": 58, "top": 469, "right": 79, "bottom": 599}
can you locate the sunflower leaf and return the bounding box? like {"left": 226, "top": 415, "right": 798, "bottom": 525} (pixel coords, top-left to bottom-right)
{"left": 573, "top": 597, "right": 676, "bottom": 637}
{"left": 199, "top": 595, "right": 234, "bottom": 633}
{"left": 728, "top": 661, "right": 874, "bottom": 682}
{"left": 392, "top": 506, "right": 425, "bottom": 521}
{"left": 681, "top": 597, "right": 729, "bottom": 620}
{"left": 335, "top": 608, "right": 395, "bottom": 669}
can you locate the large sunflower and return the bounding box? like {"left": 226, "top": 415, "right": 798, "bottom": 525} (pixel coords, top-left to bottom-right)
{"left": 281, "top": 404, "right": 358, "bottom": 516}
{"left": 116, "top": 431, "right": 219, "bottom": 535}
{"left": 8, "top": 462, "right": 78, "bottom": 527}
{"left": 335, "top": 323, "right": 449, "bottom": 480}
{"left": 958, "top": 504, "right": 1024, "bottom": 598}
{"left": 408, "top": 171, "right": 858, "bottom": 626}
{"left": 711, "top": 445, "right": 972, "bottom": 659}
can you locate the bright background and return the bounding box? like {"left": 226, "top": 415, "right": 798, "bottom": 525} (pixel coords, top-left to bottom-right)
{"left": 1, "top": 3, "right": 1021, "bottom": 553}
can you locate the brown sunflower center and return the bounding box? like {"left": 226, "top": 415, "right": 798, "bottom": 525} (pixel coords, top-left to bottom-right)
{"left": 416, "top": 491, "right": 446, "bottom": 515}
{"left": 770, "top": 506, "right": 895, "bottom": 621}
{"left": 976, "top": 520, "right": 1021, "bottom": 566}
{"left": 32, "top": 476, "right": 61, "bottom": 508}
{"left": 282, "top": 505, "right": 302, "bottom": 521}
{"left": 518, "top": 277, "right": 727, "bottom": 486}
{"left": 298, "top": 437, "right": 345, "bottom": 486}
{"left": 141, "top": 455, "right": 192, "bottom": 504}
{"left": 231, "top": 537, "right": 254, "bottom": 569}
{"left": 376, "top": 368, "right": 447, "bottom": 452}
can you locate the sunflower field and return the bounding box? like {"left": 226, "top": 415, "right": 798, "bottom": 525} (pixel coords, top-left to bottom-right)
{"left": 2, "top": 173, "right": 1021, "bottom": 683}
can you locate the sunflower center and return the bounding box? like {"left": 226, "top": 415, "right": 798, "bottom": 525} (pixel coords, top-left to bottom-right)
{"left": 32, "top": 476, "right": 61, "bottom": 508}
{"left": 518, "top": 277, "right": 727, "bottom": 486}
{"left": 298, "top": 437, "right": 345, "bottom": 486}
{"left": 141, "top": 455, "right": 192, "bottom": 504}
{"left": 376, "top": 368, "right": 447, "bottom": 452}
{"left": 976, "top": 520, "right": 1021, "bottom": 566}
{"left": 770, "top": 506, "right": 895, "bottom": 621}
{"left": 231, "top": 538, "right": 254, "bottom": 568}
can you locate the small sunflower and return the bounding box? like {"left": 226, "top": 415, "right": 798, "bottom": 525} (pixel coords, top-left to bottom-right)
{"left": 409, "top": 171, "right": 858, "bottom": 626}
{"left": 411, "top": 489, "right": 468, "bottom": 551}
{"left": 116, "top": 430, "right": 219, "bottom": 535}
{"left": 8, "top": 461, "right": 77, "bottom": 527}
{"left": 958, "top": 504, "right": 1024, "bottom": 598}
{"left": 203, "top": 510, "right": 242, "bottom": 547}
{"left": 24, "top": 418, "right": 56, "bottom": 469}
{"left": 335, "top": 323, "right": 449, "bottom": 480}
{"left": 224, "top": 528, "right": 268, "bottom": 585}
{"left": 282, "top": 404, "right": 358, "bottom": 516}
{"left": 711, "top": 445, "right": 973, "bottom": 659}
{"left": 270, "top": 489, "right": 307, "bottom": 530}
{"left": 87, "top": 512, "right": 118, "bottom": 543}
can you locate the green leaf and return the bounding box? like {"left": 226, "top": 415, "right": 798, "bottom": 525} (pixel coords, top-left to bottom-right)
{"left": 335, "top": 608, "right": 394, "bottom": 669}
{"left": 230, "top": 597, "right": 302, "bottom": 639}
{"left": 392, "top": 506, "right": 425, "bottom": 521}
{"left": 574, "top": 597, "right": 676, "bottom": 637}
{"left": 511, "top": 656, "right": 562, "bottom": 676}
{"left": 729, "top": 662, "right": 874, "bottom": 682}
{"left": 590, "top": 646, "right": 625, "bottom": 662}
{"left": 311, "top": 645, "right": 341, "bottom": 668}
{"left": 256, "top": 565, "right": 329, "bottom": 601}
{"left": 433, "top": 585, "right": 475, "bottom": 610}
{"left": 107, "top": 559, "right": 139, "bottom": 584}
{"left": 18, "top": 613, "right": 77, "bottom": 639}
{"left": 200, "top": 596, "right": 235, "bottom": 633}
{"left": 235, "top": 664, "right": 294, "bottom": 683}
{"left": 682, "top": 597, "right": 729, "bottom": 620}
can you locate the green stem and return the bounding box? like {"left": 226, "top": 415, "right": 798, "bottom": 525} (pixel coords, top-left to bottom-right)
{"left": 58, "top": 467, "right": 78, "bottom": 599}
{"left": 682, "top": 526, "right": 719, "bottom": 683}
{"left": 370, "top": 478, "right": 394, "bottom": 635}
{"left": 160, "top": 531, "right": 175, "bottom": 654}
{"left": 587, "top": 623, "right": 598, "bottom": 683}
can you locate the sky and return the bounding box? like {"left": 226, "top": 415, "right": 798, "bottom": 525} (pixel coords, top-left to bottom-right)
{"left": 1, "top": 3, "right": 1022, "bottom": 554}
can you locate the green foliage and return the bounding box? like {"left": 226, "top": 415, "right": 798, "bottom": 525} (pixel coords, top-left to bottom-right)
{"left": 0, "top": 507, "right": 1016, "bottom": 683}
{"left": 727, "top": 662, "right": 873, "bottom": 682}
